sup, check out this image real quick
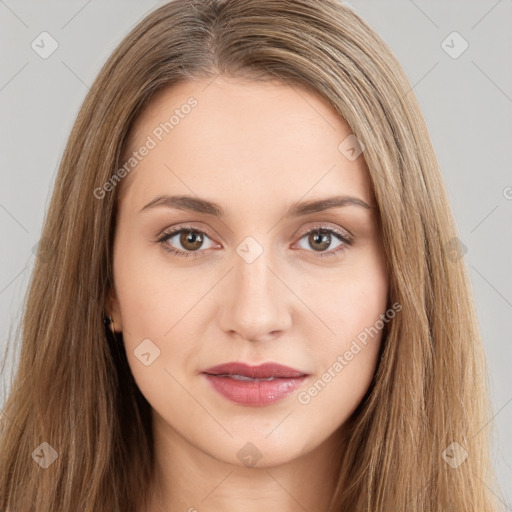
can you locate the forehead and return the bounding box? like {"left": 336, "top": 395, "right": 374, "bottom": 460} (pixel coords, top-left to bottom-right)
{"left": 118, "top": 76, "right": 374, "bottom": 211}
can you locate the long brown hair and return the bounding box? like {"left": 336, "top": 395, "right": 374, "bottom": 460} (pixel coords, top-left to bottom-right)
{"left": 0, "top": 1, "right": 501, "bottom": 510}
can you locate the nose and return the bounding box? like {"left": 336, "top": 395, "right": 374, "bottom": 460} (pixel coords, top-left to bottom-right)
{"left": 217, "top": 244, "right": 292, "bottom": 343}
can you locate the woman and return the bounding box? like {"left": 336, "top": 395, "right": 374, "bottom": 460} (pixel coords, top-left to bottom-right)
{"left": 0, "top": 0, "right": 502, "bottom": 510}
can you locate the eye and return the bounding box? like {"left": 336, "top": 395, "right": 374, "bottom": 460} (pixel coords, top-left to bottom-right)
{"left": 157, "top": 226, "right": 218, "bottom": 259}
{"left": 294, "top": 226, "right": 353, "bottom": 258}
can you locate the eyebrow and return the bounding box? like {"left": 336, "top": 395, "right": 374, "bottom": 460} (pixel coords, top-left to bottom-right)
{"left": 139, "top": 194, "right": 376, "bottom": 217}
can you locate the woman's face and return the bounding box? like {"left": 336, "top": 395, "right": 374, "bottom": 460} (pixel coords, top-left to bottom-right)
{"left": 109, "top": 75, "right": 389, "bottom": 468}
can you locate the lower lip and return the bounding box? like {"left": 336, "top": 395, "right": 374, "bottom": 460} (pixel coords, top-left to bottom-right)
{"left": 202, "top": 374, "right": 308, "bottom": 406}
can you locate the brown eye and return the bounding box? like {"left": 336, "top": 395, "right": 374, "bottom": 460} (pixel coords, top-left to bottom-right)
{"left": 157, "top": 226, "right": 218, "bottom": 258}
{"left": 307, "top": 230, "right": 332, "bottom": 252}
{"left": 179, "top": 230, "right": 204, "bottom": 251}
{"left": 294, "top": 226, "right": 353, "bottom": 259}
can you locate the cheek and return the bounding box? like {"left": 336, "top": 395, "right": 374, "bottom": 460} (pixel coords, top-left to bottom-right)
{"left": 297, "top": 249, "right": 388, "bottom": 411}
{"left": 113, "top": 237, "right": 173, "bottom": 332}
{"left": 111, "top": 238, "right": 205, "bottom": 386}
{"left": 308, "top": 247, "right": 388, "bottom": 345}
{"left": 316, "top": 287, "right": 386, "bottom": 385}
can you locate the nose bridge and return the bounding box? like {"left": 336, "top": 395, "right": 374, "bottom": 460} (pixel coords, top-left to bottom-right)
{"left": 219, "top": 234, "right": 290, "bottom": 341}
{"left": 233, "top": 235, "right": 275, "bottom": 304}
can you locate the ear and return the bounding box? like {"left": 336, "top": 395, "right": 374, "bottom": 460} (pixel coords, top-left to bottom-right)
{"left": 105, "top": 286, "right": 123, "bottom": 333}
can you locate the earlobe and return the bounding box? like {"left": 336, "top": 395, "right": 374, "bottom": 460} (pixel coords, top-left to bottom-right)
{"left": 108, "top": 316, "right": 121, "bottom": 334}
{"left": 104, "top": 315, "right": 117, "bottom": 333}
{"left": 105, "top": 288, "right": 123, "bottom": 333}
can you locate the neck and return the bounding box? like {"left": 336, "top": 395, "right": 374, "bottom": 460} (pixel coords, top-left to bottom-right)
{"left": 142, "top": 413, "right": 345, "bottom": 512}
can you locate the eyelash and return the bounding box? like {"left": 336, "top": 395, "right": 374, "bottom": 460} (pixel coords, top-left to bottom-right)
{"left": 156, "top": 224, "right": 353, "bottom": 260}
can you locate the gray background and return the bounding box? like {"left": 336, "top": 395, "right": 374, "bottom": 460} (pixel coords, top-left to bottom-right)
{"left": 1, "top": 0, "right": 511, "bottom": 508}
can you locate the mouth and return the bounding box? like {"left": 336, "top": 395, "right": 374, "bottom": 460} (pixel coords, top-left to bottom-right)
{"left": 201, "top": 361, "right": 309, "bottom": 406}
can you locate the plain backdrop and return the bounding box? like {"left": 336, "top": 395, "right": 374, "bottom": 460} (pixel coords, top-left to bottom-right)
{"left": 1, "top": 0, "right": 511, "bottom": 508}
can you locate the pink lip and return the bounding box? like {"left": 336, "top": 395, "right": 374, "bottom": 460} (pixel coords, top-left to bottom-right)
{"left": 201, "top": 362, "right": 309, "bottom": 407}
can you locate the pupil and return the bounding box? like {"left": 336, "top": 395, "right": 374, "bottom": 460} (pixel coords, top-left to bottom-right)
{"left": 181, "top": 230, "right": 203, "bottom": 250}
{"left": 311, "top": 230, "right": 330, "bottom": 251}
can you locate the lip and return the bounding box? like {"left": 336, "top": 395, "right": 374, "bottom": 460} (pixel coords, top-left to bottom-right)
{"left": 202, "top": 362, "right": 307, "bottom": 379}
{"left": 201, "top": 362, "right": 309, "bottom": 407}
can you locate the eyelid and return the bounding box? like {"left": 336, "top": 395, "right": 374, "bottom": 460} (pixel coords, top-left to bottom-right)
{"left": 156, "top": 222, "right": 219, "bottom": 243}
{"left": 294, "top": 222, "right": 354, "bottom": 242}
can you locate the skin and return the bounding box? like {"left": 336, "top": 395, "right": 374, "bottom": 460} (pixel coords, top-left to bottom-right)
{"left": 107, "top": 75, "right": 389, "bottom": 512}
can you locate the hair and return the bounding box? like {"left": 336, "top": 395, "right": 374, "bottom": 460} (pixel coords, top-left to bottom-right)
{"left": 0, "top": 0, "right": 502, "bottom": 510}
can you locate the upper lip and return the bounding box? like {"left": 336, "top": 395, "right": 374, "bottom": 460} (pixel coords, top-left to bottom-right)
{"left": 202, "top": 362, "right": 308, "bottom": 379}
